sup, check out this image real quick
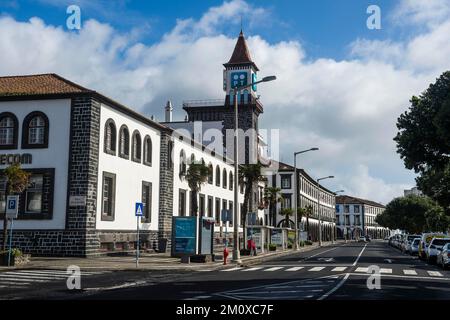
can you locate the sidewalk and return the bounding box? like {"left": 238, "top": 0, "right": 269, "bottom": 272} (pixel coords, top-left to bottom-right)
{"left": 0, "top": 241, "right": 341, "bottom": 272}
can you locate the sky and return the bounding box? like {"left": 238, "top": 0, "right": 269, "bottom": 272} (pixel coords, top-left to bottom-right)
{"left": 0, "top": 0, "right": 449, "bottom": 204}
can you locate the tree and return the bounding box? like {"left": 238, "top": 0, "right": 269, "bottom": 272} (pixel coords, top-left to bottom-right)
{"left": 239, "top": 163, "right": 263, "bottom": 248}
{"left": 278, "top": 208, "right": 294, "bottom": 228}
{"left": 2, "top": 164, "right": 30, "bottom": 250}
{"left": 425, "top": 206, "right": 450, "bottom": 233}
{"left": 263, "top": 186, "right": 282, "bottom": 227}
{"left": 183, "top": 162, "right": 210, "bottom": 216}
{"left": 304, "top": 205, "right": 314, "bottom": 235}
{"left": 375, "top": 195, "right": 446, "bottom": 233}
{"left": 394, "top": 71, "right": 450, "bottom": 213}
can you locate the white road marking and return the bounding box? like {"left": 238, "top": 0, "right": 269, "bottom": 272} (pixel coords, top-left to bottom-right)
{"left": 303, "top": 247, "right": 339, "bottom": 261}
{"left": 318, "top": 273, "right": 350, "bottom": 300}
{"left": 264, "top": 267, "right": 284, "bottom": 272}
{"left": 2, "top": 273, "right": 67, "bottom": 280}
{"left": 221, "top": 267, "right": 243, "bottom": 272}
{"left": 355, "top": 267, "right": 369, "bottom": 273}
{"left": 352, "top": 244, "right": 367, "bottom": 266}
{"left": 308, "top": 267, "right": 325, "bottom": 272}
{"left": 380, "top": 268, "right": 392, "bottom": 274}
{"left": 286, "top": 267, "right": 304, "bottom": 271}
{"left": 242, "top": 267, "right": 263, "bottom": 272}
{"left": 403, "top": 270, "right": 418, "bottom": 275}
{"left": 331, "top": 267, "right": 347, "bottom": 272}
{"left": 0, "top": 281, "right": 31, "bottom": 286}
{"left": 427, "top": 271, "right": 443, "bottom": 277}
{"left": 0, "top": 276, "right": 47, "bottom": 282}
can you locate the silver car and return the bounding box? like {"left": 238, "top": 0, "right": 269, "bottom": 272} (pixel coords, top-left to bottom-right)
{"left": 437, "top": 243, "right": 450, "bottom": 269}
{"left": 409, "top": 238, "right": 420, "bottom": 255}
{"left": 426, "top": 238, "right": 450, "bottom": 263}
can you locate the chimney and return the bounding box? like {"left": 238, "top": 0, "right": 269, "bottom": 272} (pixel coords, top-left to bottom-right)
{"left": 165, "top": 100, "right": 173, "bottom": 122}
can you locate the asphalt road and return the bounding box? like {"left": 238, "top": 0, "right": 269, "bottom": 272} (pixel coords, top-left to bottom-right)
{"left": 1, "top": 240, "right": 449, "bottom": 300}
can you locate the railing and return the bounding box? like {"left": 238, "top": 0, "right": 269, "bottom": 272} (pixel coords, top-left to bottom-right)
{"left": 182, "top": 99, "right": 225, "bottom": 108}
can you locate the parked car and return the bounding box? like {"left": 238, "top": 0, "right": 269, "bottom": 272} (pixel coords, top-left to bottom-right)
{"left": 436, "top": 243, "right": 450, "bottom": 269}
{"left": 426, "top": 238, "right": 450, "bottom": 263}
{"left": 410, "top": 238, "right": 420, "bottom": 255}
{"left": 419, "top": 233, "right": 446, "bottom": 260}
{"left": 403, "top": 235, "right": 421, "bottom": 254}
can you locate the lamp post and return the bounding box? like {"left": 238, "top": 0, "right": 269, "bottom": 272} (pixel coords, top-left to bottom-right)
{"left": 232, "top": 75, "right": 276, "bottom": 263}
{"left": 332, "top": 190, "right": 344, "bottom": 244}
{"left": 317, "top": 176, "right": 334, "bottom": 247}
{"left": 293, "top": 148, "right": 319, "bottom": 250}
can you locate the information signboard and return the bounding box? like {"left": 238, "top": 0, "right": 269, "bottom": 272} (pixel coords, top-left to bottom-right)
{"left": 172, "top": 217, "right": 197, "bottom": 256}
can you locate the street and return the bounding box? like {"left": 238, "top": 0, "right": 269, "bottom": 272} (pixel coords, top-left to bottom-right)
{"left": 2, "top": 240, "right": 448, "bottom": 300}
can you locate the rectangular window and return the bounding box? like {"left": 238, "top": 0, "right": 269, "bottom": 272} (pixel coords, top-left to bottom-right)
{"left": 101, "top": 172, "right": 116, "bottom": 221}
{"left": 345, "top": 215, "right": 350, "bottom": 225}
{"left": 199, "top": 194, "right": 205, "bottom": 217}
{"left": 281, "top": 194, "right": 292, "bottom": 209}
{"left": 344, "top": 205, "right": 350, "bottom": 213}
{"left": 215, "top": 198, "right": 221, "bottom": 223}
{"left": 179, "top": 189, "right": 186, "bottom": 217}
{"left": 228, "top": 201, "right": 233, "bottom": 226}
{"left": 207, "top": 196, "right": 213, "bottom": 218}
{"left": 141, "top": 181, "right": 152, "bottom": 223}
{"left": 355, "top": 215, "right": 360, "bottom": 225}
{"left": 335, "top": 205, "right": 340, "bottom": 213}
{"left": 25, "top": 174, "right": 43, "bottom": 213}
{"left": 354, "top": 205, "right": 360, "bottom": 213}
{"left": 280, "top": 174, "right": 292, "bottom": 189}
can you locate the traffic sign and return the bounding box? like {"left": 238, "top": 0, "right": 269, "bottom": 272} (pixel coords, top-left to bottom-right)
{"left": 135, "top": 202, "right": 144, "bottom": 217}
{"left": 6, "top": 195, "right": 19, "bottom": 219}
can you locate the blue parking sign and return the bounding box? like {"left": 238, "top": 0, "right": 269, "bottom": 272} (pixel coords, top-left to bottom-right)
{"left": 135, "top": 202, "right": 144, "bottom": 216}
{"left": 6, "top": 195, "right": 19, "bottom": 219}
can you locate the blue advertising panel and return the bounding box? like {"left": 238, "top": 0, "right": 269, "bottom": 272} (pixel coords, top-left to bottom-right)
{"left": 231, "top": 72, "right": 248, "bottom": 88}
{"left": 172, "top": 217, "right": 197, "bottom": 256}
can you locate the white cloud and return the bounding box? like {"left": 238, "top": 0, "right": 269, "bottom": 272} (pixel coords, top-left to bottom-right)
{"left": 0, "top": 0, "right": 448, "bottom": 203}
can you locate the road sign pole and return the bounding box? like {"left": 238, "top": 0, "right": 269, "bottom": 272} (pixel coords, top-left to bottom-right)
{"left": 136, "top": 216, "right": 140, "bottom": 268}
{"left": 8, "top": 218, "right": 13, "bottom": 267}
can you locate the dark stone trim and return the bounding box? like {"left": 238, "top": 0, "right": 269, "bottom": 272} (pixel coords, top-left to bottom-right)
{"left": 0, "top": 112, "right": 19, "bottom": 149}
{"left": 118, "top": 124, "right": 130, "bottom": 160}
{"left": 101, "top": 171, "right": 116, "bottom": 222}
{"left": 103, "top": 118, "right": 117, "bottom": 156}
{"left": 141, "top": 181, "right": 152, "bottom": 223}
{"left": 21, "top": 111, "right": 49, "bottom": 149}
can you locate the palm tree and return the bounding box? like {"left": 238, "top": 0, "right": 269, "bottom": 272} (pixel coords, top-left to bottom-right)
{"left": 297, "top": 207, "right": 306, "bottom": 230}
{"left": 239, "top": 163, "right": 263, "bottom": 249}
{"left": 183, "top": 162, "right": 210, "bottom": 216}
{"left": 263, "top": 186, "right": 282, "bottom": 227}
{"left": 304, "top": 205, "right": 314, "bottom": 240}
{"left": 2, "top": 164, "right": 30, "bottom": 251}
{"left": 279, "top": 208, "right": 294, "bottom": 228}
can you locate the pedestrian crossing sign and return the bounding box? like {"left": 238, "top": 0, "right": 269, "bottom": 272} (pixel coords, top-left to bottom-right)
{"left": 135, "top": 202, "right": 144, "bottom": 216}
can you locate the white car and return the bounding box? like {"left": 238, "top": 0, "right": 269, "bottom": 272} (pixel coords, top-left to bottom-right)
{"left": 409, "top": 238, "right": 420, "bottom": 255}
{"left": 426, "top": 238, "right": 450, "bottom": 263}
{"left": 436, "top": 243, "right": 450, "bottom": 269}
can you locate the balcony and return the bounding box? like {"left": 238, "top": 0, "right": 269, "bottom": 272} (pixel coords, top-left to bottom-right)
{"left": 182, "top": 99, "right": 225, "bottom": 108}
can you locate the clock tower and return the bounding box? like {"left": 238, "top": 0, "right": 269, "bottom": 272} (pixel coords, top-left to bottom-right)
{"left": 222, "top": 30, "right": 263, "bottom": 165}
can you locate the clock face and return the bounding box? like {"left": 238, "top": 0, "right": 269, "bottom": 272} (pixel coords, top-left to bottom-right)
{"left": 231, "top": 72, "right": 248, "bottom": 88}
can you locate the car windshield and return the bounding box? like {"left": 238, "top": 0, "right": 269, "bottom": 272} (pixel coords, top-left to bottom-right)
{"left": 412, "top": 239, "right": 420, "bottom": 245}
{"left": 431, "top": 239, "right": 450, "bottom": 246}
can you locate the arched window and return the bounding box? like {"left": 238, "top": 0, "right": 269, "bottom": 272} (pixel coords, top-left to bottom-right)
{"left": 243, "top": 89, "right": 249, "bottom": 104}
{"left": 104, "top": 119, "right": 116, "bottom": 155}
{"left": 215, "top": 166, "right": 220, "bottom": 186}
{"left": 131, "top": 130, "right": 142, "bottom": 162}
{"left": 119, "top": 125, "right": 130, "bottom": 159}
{"left": 208, "top": 163, "right": 213, "bottom": 184}
{"left": 179, "top": 150, "right": 187, "bottom": 176}
{"left": 143, "top": 135, "right": 152, "bottom": 166}
{"left": 0, "top": 112, "right": 18, "bottom": 149}
{"left": 229, "top": 172, "right": 233, "bottom": 191}
{"left": 22, "top": 111, "right": 49, "bottom": 148}
{"left": 222, "top": 169, "right": 227, "bottom": 189}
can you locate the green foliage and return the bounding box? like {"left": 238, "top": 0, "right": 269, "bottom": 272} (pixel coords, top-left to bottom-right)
{"left": 425, "top": 206, "right": 450, "bottom": 232}
{"left": 376, "top": 195, "right": 448, "bottom": 233}
{"left": 4, "top": 163, "right": 30, "bottom": 194}
{"left": 239, "top": 163, "right": 263, "bottom": 226}
{"left": 268, "top": 243, "right": 277, "bottom": 251}
{"left": 0, "top": 248, "right": 22, "bottom": 257}
{"left": 279, "top": 208, "right": 293, "bottom": 228}
{"left": 184, "top": 162, "right": 211, "bottom": 215}
{"left": 394, "top": 71, "right": 450, "bottom": 213}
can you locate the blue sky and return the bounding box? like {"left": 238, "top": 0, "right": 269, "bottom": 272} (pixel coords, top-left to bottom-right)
{"left": 3, "top": 0, "right": 399, "bottom": 59}
{"left": 0, "top": 0, "right": 449, "bottom": 203}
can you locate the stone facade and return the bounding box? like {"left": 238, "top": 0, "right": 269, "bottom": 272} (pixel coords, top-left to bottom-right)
{"left": 158, "top": 131, "right": 174, "bottom": 250}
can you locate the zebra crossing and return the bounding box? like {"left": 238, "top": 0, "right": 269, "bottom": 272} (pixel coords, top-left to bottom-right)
{"left": 220, "top": 265, "right": 446, "bottom": 278}
{"left": 0, "top": 269, "right": 108, "bottom": 290}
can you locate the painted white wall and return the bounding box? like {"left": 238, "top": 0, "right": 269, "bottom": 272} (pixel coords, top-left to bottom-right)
{"left": 0, "top": 99, "right": 71, "bottom": 229}
{"left": 96, "top": 104, "right": 161, "bottom": 231}
{"left": 172, "top": 138, "right": 244, "bottom": 232}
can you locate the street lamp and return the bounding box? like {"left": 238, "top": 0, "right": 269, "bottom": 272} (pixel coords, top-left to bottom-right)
{"left": 293, "top": 148, "right": 319, "bottom": 250}
{"left": 333, "top": 190, "right": 345, "bottom": 244}
{"left": 317, "top": 175, "right": 334, "bottom": 247}
{"left": 232, "top": 75, "right": 276, "bottom": 263}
